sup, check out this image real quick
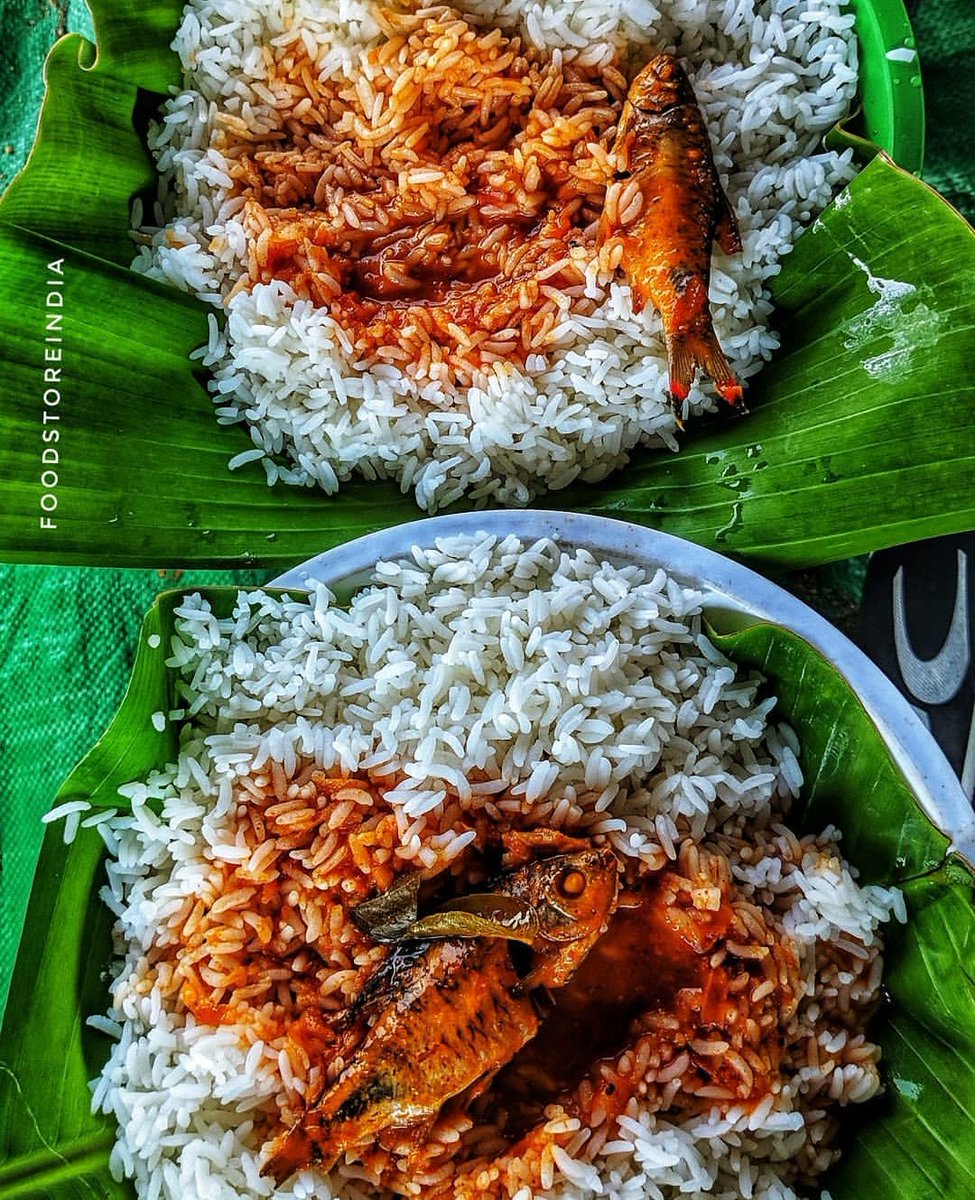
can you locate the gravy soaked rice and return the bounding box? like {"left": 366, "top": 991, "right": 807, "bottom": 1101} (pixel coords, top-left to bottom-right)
{"left": 82, "top": 535, "right": 904, "bottom": 1200}
{"left": 134, "top": 0, "right": 858, "bottom": 510}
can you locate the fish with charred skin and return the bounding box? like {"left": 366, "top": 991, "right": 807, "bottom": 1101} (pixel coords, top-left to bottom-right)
{"left": 262, "top": 846, "right": 619, "bottom": 1182}
{"left": 600, "top": 54, "right": 744, "bottom": 414}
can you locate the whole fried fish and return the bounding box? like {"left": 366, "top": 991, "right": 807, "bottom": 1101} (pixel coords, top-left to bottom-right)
{"left": 262, "top": 846, "right": 619, "bottom": 1182}
{"left": 600, "top": 54, "right": 744, "bottom": 413}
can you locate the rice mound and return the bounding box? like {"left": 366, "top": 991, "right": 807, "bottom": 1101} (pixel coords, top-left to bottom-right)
{"left": 134, "top": 0, "right": 858, "bottom": 511}
{"left": 84, "top": 535, "right": 904, "bottom": 1200}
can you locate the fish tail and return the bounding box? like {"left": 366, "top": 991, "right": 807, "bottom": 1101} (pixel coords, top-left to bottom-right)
{"left": 666, "top": 328, "right": 746, "bottom": 412}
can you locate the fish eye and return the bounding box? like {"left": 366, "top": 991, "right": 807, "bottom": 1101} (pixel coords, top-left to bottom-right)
{"left": 557, "top": 867, "right": 587, "bottom": 899}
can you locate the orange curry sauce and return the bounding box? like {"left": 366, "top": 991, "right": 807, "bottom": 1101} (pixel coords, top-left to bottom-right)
{"left": 228, "top": 9, "right": 624, "bottom": 384}
{"left": 163, "top": 771, "right": 797, "bottom": 1187}
{"left": 474, "top": 869, "right": 785, "bottom": 1140}
{"left": 169, "top": 775, "right": 410, "bottom": 1066}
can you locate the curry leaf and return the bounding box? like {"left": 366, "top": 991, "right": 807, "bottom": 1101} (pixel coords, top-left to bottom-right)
{"left": 2, "top": 591, "right": 973, "bottom": 1197}
{"left": 352, "top": 873, "right": 426, "bottom": 943}
{"left": 0, "top": 2, "right": 970, "bottom": 568}
{"left": 407, "top": 896, "right": 540, "bottom": 944}
{"left": 353, "top": 877, "right": 541, "bottom": 945}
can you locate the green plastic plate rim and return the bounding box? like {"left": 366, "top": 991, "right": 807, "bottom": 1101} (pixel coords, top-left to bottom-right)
{"left": 853, "top": 0, "right": 925, "bottom": 173}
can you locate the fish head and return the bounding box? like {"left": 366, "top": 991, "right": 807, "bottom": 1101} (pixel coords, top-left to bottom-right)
{"left": 519, "top": 848, "right": 620, "bottom": 945}
{"left": 508, "top": 847, "right": 620, "bottom": 991}
{"left": 628, "top": 54, "right": 696, "bottom": 114}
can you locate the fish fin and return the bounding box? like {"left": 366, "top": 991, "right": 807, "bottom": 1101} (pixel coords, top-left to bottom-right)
{"left": 714, "top": 190, "right": 742, "bottom": 256}
{"left": 502, "top": 829, "right": 593, "bottom": 866}
{"left": 462, "top": 1068, "right": 501, "bottom": 1105}
{"left": 262, "top": 1123, "right": 328, "bottom": 1184}
{"left": 511, "top": 960, "right": 546, "bottom": 995}
{"left": 377, "top": 1115, "right": 435, "bottom": 1156}
{"left": 666, "top": 328, "right": 746, "bottom": 411}
{"left": 513, "top": 952, "right": 567, "bottom": 994}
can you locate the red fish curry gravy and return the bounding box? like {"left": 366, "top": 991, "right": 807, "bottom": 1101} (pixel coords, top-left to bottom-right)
{"left": 229, "top": 9, "right": 744, "bottom": 402}
{"left": 228, "top": 8, "right": 748, "bottom": 403}
{"left": 230, "top": 7, "right": 625, "bottom": 387}
{"left": 473, "top": 862, "right": 797, "bottom": 1144}
{"left": 146, "top": 769, "right": 870, "bottom": 1192}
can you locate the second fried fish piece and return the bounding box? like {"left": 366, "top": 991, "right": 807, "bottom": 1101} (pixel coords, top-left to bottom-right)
{"left": 601, "top": 54, "right": 744, "bottom": 413}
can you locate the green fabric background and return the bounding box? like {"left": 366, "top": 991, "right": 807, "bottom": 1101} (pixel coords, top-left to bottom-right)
{"left": 910, "top": 0, "right": 975, "bottom": 221}
{"left": 0, "top": 0, "right": 971, "bottom": 1019}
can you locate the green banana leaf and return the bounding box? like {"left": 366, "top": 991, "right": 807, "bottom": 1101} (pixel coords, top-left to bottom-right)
{"left": 0, "top": 0, "right": 970, "bottom": 570}
{"left": 1, "top": 587, "right": 973, "bottom": 1198}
